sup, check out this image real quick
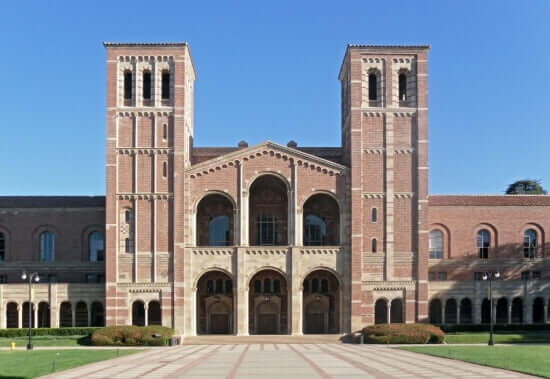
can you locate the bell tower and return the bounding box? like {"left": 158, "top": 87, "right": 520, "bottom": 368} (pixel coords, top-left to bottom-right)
{"left": 104, "top": 42, "right": 195, "bottom": 329}
{"left": 339, "top": 45, "right": 429, "bottom": 329}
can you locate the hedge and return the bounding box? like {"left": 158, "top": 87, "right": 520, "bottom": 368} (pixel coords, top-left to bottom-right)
{"left": 363, "top": 324, "right": 445, "bottom": 344}
{"left": 440, "top": 324, "right": 550, "bottom": 333}
{"left": 0, "top": 327, "right": 100, "bottom": 338}
{"left": 91, "top": 326, "right": 175, "bottom": 346}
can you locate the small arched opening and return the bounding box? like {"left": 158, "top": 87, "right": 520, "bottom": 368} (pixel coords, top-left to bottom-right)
{"left": 197, "top": 271, "right": 233, "bottom": 334}
{"left": 249, "top": 269, "right": 288, "bottom": 334}
{"left": 390, "top": 299, "right": 403, "bottom": 323}
{"left": 374, "top": 299, "right": 388, "bottom": 324}
{"left": 38, "top": 302, "right": 50, "bottom": 328}
{"left": 429, "top": 299, "right": 442, "bottom": 324}
{"left": 90, "top": 302, "right": 105, "bottom": 327}
{"left": 496, "top": 298, "right": 508, "bottom": 324}
{"left": 533, "top": 297, "right": 545, "bottom": 324}
{"left": 303, "top": 194, "right": 339, "bottom": 246}
{"left": 481, "top": 298, "right": 491, "bottom": 324}
{"left": 303, "top": 269, "right": 340, "bottom": 333}
{"left": 445, "top": 299, "right": 457, "bottom": 324}
{"left": 196, "top": 194, "right": 234, "bottom": 246}
{"left": 59, "top": 302, "right": 73, "bottom": 327}
{"left": 512, "top": 297, "right": 523, "bottom": 324}
{"left": 132, "top": 301, "right": 146, "bottom": 326}
{"left": 460, "top": 298, "right": 473, "bottom": 324}
{"left": 6, "top": 302, "right": 18, "bottom": 328}
{"left": 148, "top": 301, "right": 162, "bottom": 326}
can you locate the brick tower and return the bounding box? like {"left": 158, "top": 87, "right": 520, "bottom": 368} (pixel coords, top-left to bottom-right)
{"left": 104, "top": 43, "right": 195, "bottom": 328}
{"left": 339, "top": 45, "right": 429, "bottom": 329}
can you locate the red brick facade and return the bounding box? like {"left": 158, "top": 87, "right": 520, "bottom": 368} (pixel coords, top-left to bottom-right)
{"left": 0, "top": 43, "right": 549, "bottom": 332}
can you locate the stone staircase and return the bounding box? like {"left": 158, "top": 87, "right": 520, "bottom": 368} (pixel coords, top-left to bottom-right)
{"left": 181, "top": 334, "right": 348, "bottom": 344}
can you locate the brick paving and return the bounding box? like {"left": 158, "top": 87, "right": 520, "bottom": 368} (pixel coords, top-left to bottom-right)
{"left": 40, "top": 344, "right": 534, "bottom": 379}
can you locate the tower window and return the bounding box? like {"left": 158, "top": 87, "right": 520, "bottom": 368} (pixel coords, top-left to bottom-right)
{"left": 0, "top": 232, "right": 5, "bottom": 262}
{"left": 371, "top": 238, "right": 377, "bottom": 253}
{"left": 399, "top": 73, "right": 407, "bottom": 101}
{"left": 123, "top": 71, "right": 132, "bottom": 100}
{"left": 162, "top": 124, "right": 167, "bottom": 140}
{"left": 429, "top": 230, "right": 443, "bottom": 259}
{"left": 142, "top": 71, "right": 152, "bottom": 100}
{"left": 125, "top": 210, "right": 132, "bottom": 224}
{"left": 371, "top": 208, "right": 377, "bottom": 223}
{"left": 40, "top": 231, "right": 55, "bottom": 262}
{"left": 125, "top": 238, "right": 131, "bottom": 253}
{"left": 368, "top": 73, "right": 377, "bottom": 100}
{"left": 162, "top": 161, "right": 167, "bottom": 178}
{"left": 161, "top": 71, "right": 170, "bottom": 99}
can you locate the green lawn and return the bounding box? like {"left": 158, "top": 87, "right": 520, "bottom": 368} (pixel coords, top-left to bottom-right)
{"left": 445, "top": 332, "right": 550, "bottom": 344}
{"left": 400, "top": 345, "right": 550, "bottom": 378}
{"left": 0, "top": 349, "right": 139, "bottom": 378}
{"left": 0, "top": 336, "right": 87, "bottom": 347}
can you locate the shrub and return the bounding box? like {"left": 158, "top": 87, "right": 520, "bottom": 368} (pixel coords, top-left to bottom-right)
{"left": 362, "top": 324, "right": 445, "bottom": 344}
{"left": 0, "top": 327, "right": 101, "bottom": 338}
{"left": 91, "top": 326, "right": 175, "bottom": 346}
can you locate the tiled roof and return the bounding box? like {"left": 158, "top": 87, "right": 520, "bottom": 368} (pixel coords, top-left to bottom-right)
{"left": 0, "top": 196, "right": 105, "bottom": 208}
{"left": 347, "top": 44, "right": 430, "bottom": 49}
{"left": 103, "top": 42, "right": 188, "bottom": 47}
{"left": 429, "top": 195, "right": 550, "bottom": 206}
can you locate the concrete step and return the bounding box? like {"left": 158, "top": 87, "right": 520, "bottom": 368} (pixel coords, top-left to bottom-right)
{"left": 181, "top": 334, "right": 348, "bottom": 344}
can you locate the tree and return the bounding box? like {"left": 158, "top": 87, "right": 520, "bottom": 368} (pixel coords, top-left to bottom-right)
{"left": 505, "top": 180, "right": 547, "bottom": 195}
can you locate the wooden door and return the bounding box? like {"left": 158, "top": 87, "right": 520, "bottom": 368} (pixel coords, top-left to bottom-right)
{"left": 258, "top": 314, "right": 277, "bottom": 334}
{"left": 210, "top": 314, "right": 229, "bottom": 334}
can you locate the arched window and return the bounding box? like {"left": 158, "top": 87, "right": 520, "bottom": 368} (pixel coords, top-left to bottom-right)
{"left": 123, "top": 71, "right": 132, "bottom": 100}
{"left": 142, "top": 71, "right": 152, "bottom": 100}
{"left": 371, "top": 238, "right": 377, "bottom": 253}
{"left": 40, "top": 231, "right": 55, "bottom": 262}
{"left": 304, "top": 215, "right": 326, "bottom": 246}
{"left": 88, "top": 231, "right": 105, "bottom": 262}
{"left": 429, "top": 230, "right": 443, "bottom": 259}
{"left": 257, "top": 214, "right": 279, "bottom": 246}
{"left": 477, "top": 229, "right": 490, "bottom": 259}
{"left": 162, "top": 161, "right": 167, "bottom": 178}
{"left": 371, "top": 208, "right": 377, "bottom": 223}
{"left": 208, "top": 216, "right": 230, "bottom": 246}
{"left": 398, "top": 72, "right": 407, "bottom": 101}
{"left": 368, "top": 73, "right": 377, "bottom": 100}
{"left": 121, "top": 208, "right": 134, "bottom": 253}
{"left": 0, "top": 232, "right": 5, "bottom": 262}
{"left": 161, "top": 70, "right": 170, "bottom": 99}
{"left": 523, "top": 229, "right": 537, "bottom": 258}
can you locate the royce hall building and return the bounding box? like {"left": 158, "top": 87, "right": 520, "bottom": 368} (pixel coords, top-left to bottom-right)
{"left": 0, "top": 43, "right": 549, "bottom": 335}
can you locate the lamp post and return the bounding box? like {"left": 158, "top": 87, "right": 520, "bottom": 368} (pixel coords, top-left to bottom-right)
{"left": 482, "top": 271, "right": 500, "bottom": 346}
{"left": 21, "top": 271, "right": 40, "bottom": 350}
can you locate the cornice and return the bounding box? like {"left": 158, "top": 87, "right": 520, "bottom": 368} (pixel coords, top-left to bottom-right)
{"left": 117, "top": 193, "right": 173, "bottom": 200}
{"left": 187, "top": 141, "right": 347, "bottom": 178}
{"left": 116, "top": 110, "right": 173, "bottom": 117}
{"left": 117, "top": 148, "right": 173, "bottom": 155}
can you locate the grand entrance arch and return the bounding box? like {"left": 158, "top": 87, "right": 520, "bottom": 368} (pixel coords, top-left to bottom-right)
{"left": 302, "top": 269, "right": 340, "bottom": 334}
{"left": 196, "top": 271, "right": 234, "bottom": 334}
{"left": 249, "top": 269, "right": 288, "bottom": 334}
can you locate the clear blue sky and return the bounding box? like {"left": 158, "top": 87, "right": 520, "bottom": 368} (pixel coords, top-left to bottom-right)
{"left": 0, "top": 1, "right": 548, "bottom": 196}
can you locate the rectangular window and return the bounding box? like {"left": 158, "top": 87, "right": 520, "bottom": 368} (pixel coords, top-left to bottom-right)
{"left": 532, "top": 271, "right": 541, "bottom": 280}
{"left": 124, "top": 238, "right": 131, "bottom": 253}
{"left": 225, "top": 279, "right": 232, "bottom": 294}
{"left": 521, "top": 271, "right": 530, "bottom": 281}
{"left": 161, "top": 71, "right": 170, "bottom": 99}
{"left": 206, "top": 280, "right": 214, "bottom": 295}
{"left": 163, "top": 161, "right": 167, "bottom": 178}
{"left": 273, "top": 279, "right": 281, "bottom": 294}
{"left": 438, "top": 272, "right": 447, "bottom": 281}
{"left": 124, "top": 71, "right": 132, "bottom": 100}
{"left": 162, "top": 124, "right": 167, "bottom": 140}
{"left": 0, "top": 234, "right": 5, "bottom": 262}
{"left": 0, "top": 275, "right": 6, "bottom": 283}
{"left": 143, "top": 71, "right": 152, "bottom": 100}
{"left": 215, "top": 279, "right": 223, "bottom": 294}
{"left": 428, "top": 272, "right": 435, "bottom": 281}
{"left": 48, "top": 274, "right": 57, "bottom": 283}
{"left": 254, "top": 279, "right": 261, "bottom": 293}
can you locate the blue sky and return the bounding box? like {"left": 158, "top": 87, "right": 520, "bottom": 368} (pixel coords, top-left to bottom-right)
{"left": 0, "top": 1, "right": 548, "bottom": 196}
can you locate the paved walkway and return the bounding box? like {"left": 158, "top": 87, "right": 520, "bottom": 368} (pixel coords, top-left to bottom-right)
{"left": 41, "top": 344, "right": 534, "bottom": 379}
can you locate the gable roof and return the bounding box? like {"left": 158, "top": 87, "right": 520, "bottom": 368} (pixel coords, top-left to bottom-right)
{"left": 429, "top": 195, "right": 550, "bottom": 207}
{"left": 187, "top": 141, "right": 348, "bottom": 176}
{"left": 0, "top": 196, "right": 106, "bottom": 208}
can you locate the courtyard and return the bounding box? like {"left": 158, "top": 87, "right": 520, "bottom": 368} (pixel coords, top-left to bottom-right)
{"left": 34, "top": 344, "right": 533, "bottom": 379}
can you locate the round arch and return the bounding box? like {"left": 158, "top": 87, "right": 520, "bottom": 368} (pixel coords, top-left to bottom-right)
{"left": 193, "top": 267, "right": 234, "bottom": 290}
{"left": 473, "top": 223, "right": 499, "bottom": 248}
{"left": 302, "top": 268, "right": 341, "bottom": 334}
{"left": 0, "top": 225, "right": 11, "bottom": 261}
{"left": 300, "top": 190, "right": 341, "bottom": 210}
{"left": 302, "top": 193, "right": 340, "bottom": 246}
{"left": 429, "top": 223, "right": 451, "bottom": 258}
{"left": 246, "top": 266, "right": 288, "bottom": 287}
{"left": 193, "top": 190, "right": 237, "bottom": 214}
{"left": 520, "top": 223, "right": 545, "bottom": 258}
{"left": 195, "top": 192, "right": 236, "bottom": 247}
{"left": 300, "top": 266, "right": 342, "bottom": 289}
{"left": 196, "top": 270, "right": 234, "bottom": 335}
{"left": 249, "top": 268, "right": 289, "bottom": 335}
{"left": 246, "top": 171, "right": 291, "bottom": 193}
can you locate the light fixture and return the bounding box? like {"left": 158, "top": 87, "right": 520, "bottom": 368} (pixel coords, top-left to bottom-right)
{"left": 482, "top": 274, "right": 488, "bottom": 281}
{"left": 21, "top": 272, "right": 27, "bottom": 280}
{"left": 34, "top": 276, "right": 40, "bottom": 282}
{"left": 495, "top": 272, "right": 500, "bottom": 279}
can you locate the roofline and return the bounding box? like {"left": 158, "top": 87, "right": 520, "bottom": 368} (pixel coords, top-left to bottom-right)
{"left": 187, "top": 141, "right": 348, "bottom": 174}
{"left": 338, "top": 43, "right": 430, "bottom": 80}
{"left": 103, "top": 42, "right": 189, "bottom": 48}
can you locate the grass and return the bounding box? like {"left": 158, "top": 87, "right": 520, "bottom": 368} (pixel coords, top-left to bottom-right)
{"left": 444, "top": 331, "right": 550, "bottom": 344}
{"left": 0, "top": 349, "right": 139, "bottom": 378}
{"left": 399, "top": 345, "right": 550, "bottom": 378}
{"left": 0, "top": 336, "right": 88, "bottom": 347}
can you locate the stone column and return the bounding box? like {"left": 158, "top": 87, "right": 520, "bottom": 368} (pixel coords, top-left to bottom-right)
{"left": 33, "top": 304, "right": 38, "bottom": 328}
{"left": 71, "top": 304, "right": 76, "bottom": 327}
{"left": 456, "top": 302, "right": 460, "bottom": 325}
{"left": 17, "top": 305, "right": 22, "bottom": 329}
{"left": 544, "top": 303, "right": 548, "bottom": 324}
{"left": 144, "top": 303, "right": 149, "bottom": 326}
{"left": 387, "top": 302, "right": 391, "bottom": 324}
{"left": 492, "top": 301, "right": 496, "bottom": 324}
{"left": 238, "top": 162, "right": 248, "bottom": 246}
{"left": 508, "top": 302, "right": 512, "bottom": 325}
{"left": 441, "top": 302, "right": 446, "bottom": 324}
{"left": 290, "top": 247, "right": 302, "bottom": 335}
{"left": 236, "top": 247, "right": 249, "bottom": 335}
{"left": 88, "top": 304, "right": 92, "bottom": 327}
